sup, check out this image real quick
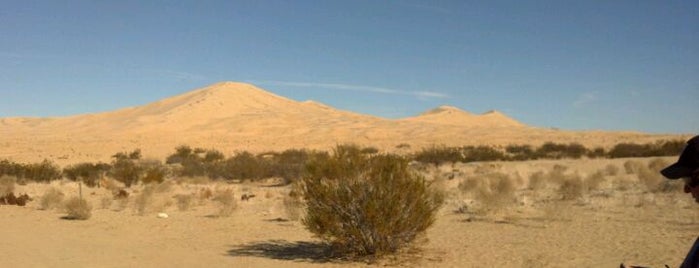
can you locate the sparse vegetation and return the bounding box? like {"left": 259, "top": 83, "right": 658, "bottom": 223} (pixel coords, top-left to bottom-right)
{"left": 413, "top": 145, "right": 462, "bottom": 167}
{"left": 212, "top": 188, "right": 237, "bottom": 217}
{"left": 459, "top": 172, "right": 517, "bottom": 214}
{"left": 39, "top": 187, "right": 65, "bottom": 210}
{"left": 0, "top": 159, "right": 61, "bottom": 184}
{"left": 63, "top": 197, "right": 92, "bottom": 220}
{"left": 133, "top": 185, "right": 156, "bottom": 215}
{"left": 408, "top": 139, "right": 685, "bottom": 165}
{"left": 283, "top": 188, "right": 304, "bottom": 221}
{"left": 558, "top": 174, "right": 586, "bottom": 201}
{"left": 301, "top": 147, "right": 444, "bottom": 257}
{"left": 63, "top": 162, "right": 111, "bottom": 187}
{"left": 174, "top": 194, "right": 194, "bottom": 211}
{"left": 608, "top": 140, "right": 685, "bottom": 158}
{"left": 0, "top": 175, "right": 16, "bottom": 196}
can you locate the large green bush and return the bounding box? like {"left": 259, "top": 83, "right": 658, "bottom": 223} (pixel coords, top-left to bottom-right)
{"left": 110, "top": 149, "right": 143, "bottom": 187}
{"left": 301, "top": 147, "right": 444, "bottom": 257}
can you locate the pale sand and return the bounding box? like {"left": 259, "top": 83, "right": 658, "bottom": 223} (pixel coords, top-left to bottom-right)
{"left": 0, "top": 82, "right": 688, "bottom": 166}
{"left": 1, "top": 157, "right": 697, "bottom": 267}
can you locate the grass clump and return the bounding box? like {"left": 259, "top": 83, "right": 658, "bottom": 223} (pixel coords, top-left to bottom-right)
{"left": 301, "top": 146, "right": 444, "bottom": 257}
{"left": 39, "top": 187, "right": 65, "bottom": 210}
{"left": 459, "top": 173, "right": 517, "bottom": 214}
{"left": 133, "top": 185, "right": 156, "bottom": 215}
{"left": 174, "top": 194, "right": 194, "bottom": 211}
{"left": 283, "top": 188, "right": 304, "bottom": 221}
{"left": 558, "top": 174, "right": 586, "bottom": 201}
{"left": 212, "top": 189, "right": 237, "bottom": 217}
{"left": 0, "top": 175, "right": 16, "bottom": 196}
{"left": 63, "top": 197, "right": 92, "bottom": 220}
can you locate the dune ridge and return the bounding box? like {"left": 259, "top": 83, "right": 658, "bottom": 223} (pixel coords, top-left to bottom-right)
{"left": 0, "top": 81, "right": 685, "bottom": 165}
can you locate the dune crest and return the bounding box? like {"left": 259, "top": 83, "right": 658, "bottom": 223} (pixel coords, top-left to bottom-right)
{"left": 0, "top": 81, "right": 683, "bottom": 165}
{"left": 403, "top": 105, "right": 524, "bottom": 127}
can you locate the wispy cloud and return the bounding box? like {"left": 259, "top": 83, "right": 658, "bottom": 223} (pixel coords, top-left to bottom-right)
{"left": 250, "top": 80, "right": 449, "bottom": 99}
{"left": 573, "top": 92, "right": 597, "bottom": 108}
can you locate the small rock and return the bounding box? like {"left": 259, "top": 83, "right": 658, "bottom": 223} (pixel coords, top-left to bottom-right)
{"left": 157, "top": 212, "right": 169, "bottom": 219}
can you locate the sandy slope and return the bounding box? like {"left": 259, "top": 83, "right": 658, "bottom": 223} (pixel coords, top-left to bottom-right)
{"left": 0, "top": 82, "right": 686, "bottom": 166}
{"left": 1, "top": 157, "right": 697, "bottom": 267}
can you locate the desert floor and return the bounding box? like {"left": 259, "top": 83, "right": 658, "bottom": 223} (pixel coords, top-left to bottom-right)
{"left": 2, "top": 156, "right": 698, "bottom": 268}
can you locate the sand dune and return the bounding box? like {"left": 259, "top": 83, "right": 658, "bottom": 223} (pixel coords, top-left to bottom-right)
{"left": 402, "top": 105, "right": 524, "bottom": 127}
{"left": 0, "top": 81, "right": 686, "bottom": 165}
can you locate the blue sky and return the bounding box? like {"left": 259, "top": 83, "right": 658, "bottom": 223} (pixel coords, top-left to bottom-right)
{"left": 1, "top": 1, "right": 697, "bottom": 134}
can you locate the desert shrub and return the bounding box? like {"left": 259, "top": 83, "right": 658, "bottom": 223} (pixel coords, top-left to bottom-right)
{"left": 529, "top": 165, "right": 568, "bottom": 190}
{"left": 506, "top": 144, "right": 535, "bottom": 160}
{"left": 100, "top": 196, "right": 113, "bottom": 209}
{"left": 141, "top": 161, "right": 167, "bottom": 185}
{"left": 203, "top": 149, "right": 225, "bottom": 163}
{"left": 302, "top": 150, "right": 444, "bottom": 257}
{"left": 0, "top": 160, "right": 22, "bottom": 178}
{"left": 459, "top": 173, "right": 516, "bottom": 213}
{"left": 637, "top": 167, "right": 665, "bottom": 193}
{"left": 130, "top": 182, "right": 174, "bottom": 214}
{"left": 265, "top": 149, "right": 326, "bottom": 184}
{"left": 608, "top": 140, "right": 684, "bottom": 158}
{"left": 528, "top": 171, "right": 549, "bottom": 190}
{"left": 133, "top": 185, "right": 156, "bottom": 215}
{"left": 413, "top": 145, "right": 462, "bottom": 167}
{"left": 0, "top": 159, "right": 62, "bottom": 183}
{"left": 220, "top": 151, "right": 265, "bottom": 181}
{"left": 39, "top": 187, "right": 65, "bottom": 210}
{"left": 647, "top": 158, "right": 669, "bottom": 173}
{"left": 585, "top": 171, "right": 606, "bottom": 191}
{"left": 462, "top": 146, "right": 506, "bottom": 162}
{"left": 623, "top": 160, "right": 644, "bottom": 174}
{"left": 283, "top": 188, "right": 304, "bottom": 221}
{"left": 395, "top": 143, "right": 411, "bottom": 149}
{"left": 587, "top": 147, "right": 606, "bottom": 158}
{"left": 169, "top": 146, "right": 205, "bottom": 177}
{"left": 98, "top": 177, "right": 121, "bottom": 192}
{"left": 21, "top": 160, "right": 62, "bottom": 183}
{"left": 0, "top": 175, "right": 16, "bottom": 196}
{"left": 153, "top": 181, "right": 174, "bottom": 193}
{"left": 63, "top": 162, "right": 111, "bottom": 187}
{"left": 609, "top": 143, "right": 652, "bottom": 158}
{"left": 535, "top": 142, "right": 588, "bottom": 159}
{"left": 166, "top": 145, "right": 194, "bottom": 164}
{"left": 63, "top": 197, "right": 92, "bottom": 220}
{"left": 558, "top": 174, "right": 586, "bottom": 200}
{"left": 658, "top": 139, "right": 686, "bottom": 154}
{"left": 110, "top": 149, "right": 143, "bottom": 187}
{"left": 174, "top": 194, "right": 194, "bottom": 211}
{"left": 604, "top": 164, "right": 620, "bottom": 176}
{"left": 199, "top": 187, "right": 213, "bottom": 201}
{"left": 167, "top": 146, "right": 228, "bottom": 178}
{"left": 360, "top": 146, "right": 379, "bottom": 155}
{"left": 212, "top": 189, "right": 237, "bottom": 217}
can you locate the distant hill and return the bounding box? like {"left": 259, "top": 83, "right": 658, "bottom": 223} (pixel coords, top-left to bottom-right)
{"left": 401, "top": 105, "right": 524, "bottom": 127}
{"left": 0, "top": 81, "right": 683, "bottom": 165}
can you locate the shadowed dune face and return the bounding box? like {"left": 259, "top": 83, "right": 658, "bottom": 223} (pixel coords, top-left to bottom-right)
{"left": 0, "top": 81, "right": 685, "bottom": 165}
